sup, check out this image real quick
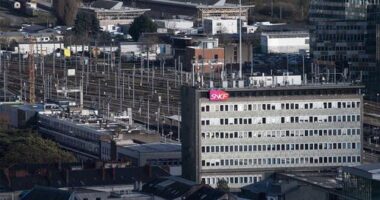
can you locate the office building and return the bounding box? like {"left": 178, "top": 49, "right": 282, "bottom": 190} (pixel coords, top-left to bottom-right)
{"left": 309, "top": 1, "right": 380, "bottom": 97}
{"left": 181, "top": 76, "right": 363, "bottom": 188}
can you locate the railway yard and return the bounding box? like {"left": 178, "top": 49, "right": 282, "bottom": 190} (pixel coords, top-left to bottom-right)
{"left": 1, "top": 53, "right": 191, "bottom": 139}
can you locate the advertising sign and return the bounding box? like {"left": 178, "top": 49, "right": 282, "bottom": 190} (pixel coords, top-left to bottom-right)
{"left": 209, "top": 90, "right": 229, "bottom": 101}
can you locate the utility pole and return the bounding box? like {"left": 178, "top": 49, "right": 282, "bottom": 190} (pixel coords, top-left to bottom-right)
{"left": 28, "top": 38, "right": 36, "bottom": 104}
{"left": 238, "top": 0, "right": 243, "bottom": 79}
{"left": 271, "top": 0, "right": 274, "bottom": 17}
{"left": 133, "top": 64, "right": 135, "bottom": 108}
{"left": 18, "top": 48, "right": 22, "bottom": 100}
{"left": 147, "top": 97, "right": 150, "bottom": 132}
{"left": 167, "top": 80, "right": 170, "bottom": 114}
{"left": 3, "top": 52, "right": 7, "bottom": 102}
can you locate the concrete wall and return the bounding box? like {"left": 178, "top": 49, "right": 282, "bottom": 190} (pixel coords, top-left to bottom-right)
{"left": 181, "top": 87, "right": 200, "bottom": 182}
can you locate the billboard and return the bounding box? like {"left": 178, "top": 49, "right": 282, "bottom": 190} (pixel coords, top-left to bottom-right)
{"left": 209, "top": 90, "right": 229, "bottom": 101}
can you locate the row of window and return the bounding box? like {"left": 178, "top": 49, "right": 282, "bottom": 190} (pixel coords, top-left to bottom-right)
{"left": 200, "top": 101, "right": 360, "bottom": 112}
{"left": 201, "top": 156, "right": 361, "bottom": 168}
{"left": 201, "top": 128, "right": 361, "bottom": 140}
{"left": 41, "top": 117, "right": 100, "bottom": 141}
{"left": 201, "top": 142, "right": 360, "bottom": 153}
{"left": 202, "top": 114, "right": 361, "bottom": 126}
{"left": 40, "top": 127, "right": 99, "bottom": 155}
{"left": 202, "top": 176, "right": 262, "bottom": 186}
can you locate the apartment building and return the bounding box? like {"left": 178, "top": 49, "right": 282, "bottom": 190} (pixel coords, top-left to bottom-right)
{"left": 181, "top": 76, "right": 363, "bottom": 189}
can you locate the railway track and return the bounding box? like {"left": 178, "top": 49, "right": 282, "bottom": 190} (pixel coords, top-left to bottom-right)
{"left": 1, "top": 55, "right": 194, "bottom": 137}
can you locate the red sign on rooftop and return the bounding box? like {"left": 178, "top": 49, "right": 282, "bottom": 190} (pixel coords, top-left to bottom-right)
{"left": 209, "top": 90, "right": 229, "bottom": 101}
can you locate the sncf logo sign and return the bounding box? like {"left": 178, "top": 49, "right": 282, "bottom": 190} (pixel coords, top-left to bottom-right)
{"left": 209, "top": 90, "right": 229, "bottom": 101}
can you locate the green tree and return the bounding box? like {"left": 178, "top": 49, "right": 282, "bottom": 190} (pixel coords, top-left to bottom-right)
{"left": 0, "top": 129, "right": 76, "bottom": 168}
{"left": 217, "top": 179, "right": 230, "bottom": 192}
{"left": 53, "top": 0, "right": 81, "bottom": 26}
{"left": 74, "top": 11, "right": 100, "bottom": 38}
{"left": 128, "top": 15, "right": 157, "bottom": 41}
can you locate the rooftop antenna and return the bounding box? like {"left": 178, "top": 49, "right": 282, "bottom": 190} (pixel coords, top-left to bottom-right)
{"left": 238, "top": 0, "right": 243, "bottom": 79}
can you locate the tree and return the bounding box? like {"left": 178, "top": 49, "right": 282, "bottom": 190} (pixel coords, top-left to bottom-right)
{"left": 74, "top": 11, "right": 100, "bottom": 38}
{"left": 128, "top": 15, "right": 157, "bottom": 41}
{"left": 0, "top": 129, "right": 76, "bottom": 168}
{"left": 217, "top": 179, "right": 230, "bottom": 192}
{"left": 53, "top": 0, "right": 81, "bottom": 26}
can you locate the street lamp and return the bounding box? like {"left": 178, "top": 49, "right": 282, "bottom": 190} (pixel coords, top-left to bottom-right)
{"left": 377, "top": 93, "right": 379, "bottom": 105}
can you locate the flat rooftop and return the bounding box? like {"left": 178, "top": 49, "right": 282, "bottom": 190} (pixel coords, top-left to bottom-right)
{"left": 343, "top": 163, "right": 380, "bottom": 181}
{"left": 122, "top": 143, "right": 181, "bottom": 153}
{"left": 195, "top": 82, "right": 364, "bottom": 92}
{"left": 281, "top": 172, "right": 340, "bottom": 189}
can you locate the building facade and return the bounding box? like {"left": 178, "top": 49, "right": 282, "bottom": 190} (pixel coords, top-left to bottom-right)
{"left": 261, "top": 31, "right": 310, "bottom": 54}
{"left": 342, "top": 163, "right": 380, "bottom": 200}
{"left": 204, "top": 18, "right": 238, "bottom": 35}
{"left": 181, "top": 81, "right": 363, "bottom": 189}
{"left": 309, "top": 1, "right": 380, "bottom": 98}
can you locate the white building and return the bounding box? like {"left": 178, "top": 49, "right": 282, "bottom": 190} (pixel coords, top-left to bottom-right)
{"left": 155, "top": 19, "right": 194, "bottom": 30}
{"left": 261, "top": 31, "right": 310, "bottom": 54}
{"left": 204, "top": 18, "right": 238, "bottom": 35}
{"left": 119, "top": 42, "right": 172, "bottom": 61}
{"left": 16, "top": 42, "right": 64, "bottom": 55}
{"left": 181, "top": 80, "right": 363, "bottom": 189}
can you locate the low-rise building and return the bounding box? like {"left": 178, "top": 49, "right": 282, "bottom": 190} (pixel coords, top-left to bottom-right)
{"left": 0, "top": 162, "right": 169, "bottom": 200}
{"left": 16, "top": 42, "right": 64, "bottom": 55}
{"left": 142, "top": 176, "right": 237, "bottom": 199}
{"left": 261, "top": 31, "right": 310, "bottom": 54}
{"left": 117, "top": 143, "right": 181, "bottom": 167}
{"left": 155, "top": 19, "right": 194, "bottom": 30}
{"left": 204, "top": 18, "right": 238, "bottom": 35}
{"left": 342, "top": 163, "right": 380, "bottom": 200}
{"left": 183, "top": 37, "right": 224, "bottom": 73}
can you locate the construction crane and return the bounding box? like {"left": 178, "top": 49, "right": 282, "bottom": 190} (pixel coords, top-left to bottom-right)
{"left": 28, "top": 37, "right": 36, "bottom": 104}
